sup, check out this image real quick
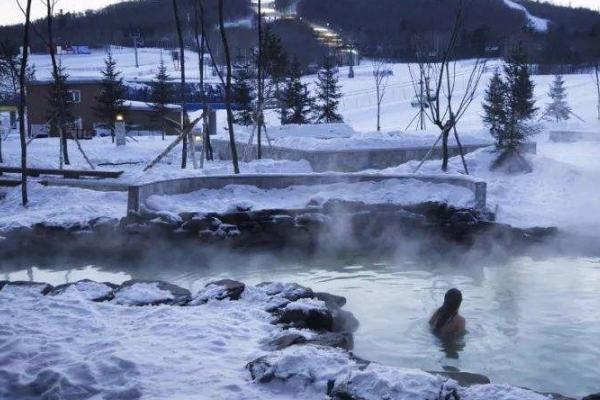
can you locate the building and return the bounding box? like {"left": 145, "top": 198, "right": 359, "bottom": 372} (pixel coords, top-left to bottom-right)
{"left": 26, "top": 79, "right": 181, "bottom": 138}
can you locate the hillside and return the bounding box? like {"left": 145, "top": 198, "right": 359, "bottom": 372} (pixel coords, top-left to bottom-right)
{"left": 0, "top": 0, "right": 599, "bottom": 65}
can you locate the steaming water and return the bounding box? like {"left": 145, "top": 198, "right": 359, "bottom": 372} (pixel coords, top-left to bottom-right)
{"left": 2, "top": 254, "right": 600, "bottom": 397}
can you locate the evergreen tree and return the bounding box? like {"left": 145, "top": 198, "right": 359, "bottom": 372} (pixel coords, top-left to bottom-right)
{"left": 279, "top": 61, "right": 313, "bottom": 125}
{"left": 232, "top": 64, "right": 256, "bottom": 126}
{"left": 315, "top": 58, "right": 343, "bottom": 123}
{"left": 502, "top": 43, "right": 539, "bottom": 150}
{"left": 482, "top": 70, "right": 508, "bottom": 146}
{"left": 94, "top": 51, "right": 127, "bottom": 142}
{"left": 149, "top": 59, "right": 173, "bottom": 139}
{"left": 544, "top": 74, "right": 571, "bottom": 122}
{"left": 504, "top": 43, "right": 537, "bottom": 121}
{"left": 47, "top": 64, "right": 74, "bottom": 135}
{"left": 262, "top": 29, "right": 288, "bottom": 118}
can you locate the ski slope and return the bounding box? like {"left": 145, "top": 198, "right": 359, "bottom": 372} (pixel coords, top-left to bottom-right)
{"left": 503, "top": 0, "right": 550, "bottom": 32}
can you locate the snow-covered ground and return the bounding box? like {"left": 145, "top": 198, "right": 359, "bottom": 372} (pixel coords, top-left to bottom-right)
{"left": 28, "top": 46, "right": 220, "bottom": 83}
{"left": 0, "top": 282, "right": 552, "bottom": 400}
{"left": 1, "top": 59, "right": 599, "bottom": 236}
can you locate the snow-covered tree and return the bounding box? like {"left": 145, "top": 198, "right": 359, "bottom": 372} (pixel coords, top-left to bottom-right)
{"left": 149, "top": 59, "right": 173, "bottom": 140}
{"left": 279, "top": 61, "right": 313, "bottom": 125}
{"left": 544, "top": 74, "right": 571, "bottom": 122}
{"left": 232, "top": 64, "right": 256, "bottom": 126}
{"left": 485, "top": 44, "right": 540, "bottom": 172}
{"left": 95, "top": 52, "right": 127, "bottom": 142}
{"left": 482, "top": 70, "right": 508, "bottom": 146}
{"left": 315, "top": 58, "right": 343, "bottom": 123}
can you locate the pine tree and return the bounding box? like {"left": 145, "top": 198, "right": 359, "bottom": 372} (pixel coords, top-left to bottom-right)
{"left": 95, "top": 51, "right": 127, "bottom": 142}
{"left": 232, "top": 64, "right": 256, "bottom": 126}
{"left": 544, "top": 74, "right": 571, "bottom": 122}
{"left": 502, "top": 43, "right": 538, "bottom": 149}
{"left": 482, "top": 70, "right": 508, "bottom": 146}
{"left": 262, "top": 29, "right": 288, "bottom": 119}
{"left": 504, "top": 43, "right": 537, "bottom": 121}
{"left": 149, "top": 59, "right": 173, "bottom": 139}
{"left": 279, "top": 61, "right": 313, "bottom": 125}
{"left": 315, "top": 58, "right": 343, "bottom": 123}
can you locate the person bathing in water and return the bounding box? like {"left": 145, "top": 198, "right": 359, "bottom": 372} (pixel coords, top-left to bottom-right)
{"left": 430, "top": 288, "right": 466, "bottom": 337}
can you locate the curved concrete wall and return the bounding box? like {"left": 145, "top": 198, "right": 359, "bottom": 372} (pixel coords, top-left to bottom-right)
{"left": 209, "top": 140, "right": 536, "bottom": 173}
{"left": 127, "top": 173, "right": 487, "bottom": 215}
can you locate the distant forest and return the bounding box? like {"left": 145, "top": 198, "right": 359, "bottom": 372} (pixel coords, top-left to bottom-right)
{"left": 298, "top": 0, "right": 600, "bottom": 64}
{"left": 0, "top": 0, "right": 599, "bottom": 66}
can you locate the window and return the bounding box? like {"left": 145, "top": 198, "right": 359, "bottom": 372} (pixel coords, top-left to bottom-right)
{"left": 68, "top": 90, "right": 81, "bottom": 103}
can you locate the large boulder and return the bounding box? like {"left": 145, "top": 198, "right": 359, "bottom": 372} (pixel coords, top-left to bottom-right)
{"left": 190, "top": 279, "right": 246, "bottom": 305}
{"left": 273, "top": 298, "right": 333, "bottom": 331}
{"left": 112, "top": 280, "right": 191, "bottom": 306}
{"left": 247, "top": 345, "right": 352, "bottom": 390}
{"left": 50, "top": 279, "right": 118, "bottom": 302}
{"left": 258, "top": 282, "right": 314, "bottom": 302}
{"left": 330, "top": 363, "right": 458, "bottom": 400}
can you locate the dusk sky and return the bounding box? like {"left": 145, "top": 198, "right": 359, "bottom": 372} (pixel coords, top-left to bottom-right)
{"left": 1, "top": 0, "right": 599, "bottom": 26}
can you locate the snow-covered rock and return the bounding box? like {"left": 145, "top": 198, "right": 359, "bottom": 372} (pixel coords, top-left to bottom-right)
{"left": 112, "top": 280, "right": 191, "bottom": 306}
{"left": 190, "top": 279, "right": 246, "bottom": 305}
{"left": 50, "top": 279, "right": 118, "bottom": 302}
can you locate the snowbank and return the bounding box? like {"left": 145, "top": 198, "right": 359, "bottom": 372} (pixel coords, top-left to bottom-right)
{"left": 145, "top": 179, "right": 475, "bottom": 215}
{"left": 381, "top": 141, "right": 600, "bottom": 236}
{"left": 0, "top": 280, "right": 554, "bottom": 400}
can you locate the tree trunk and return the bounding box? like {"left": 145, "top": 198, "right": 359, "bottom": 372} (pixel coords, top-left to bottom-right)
{"left": 441, "top": 126, "right": 451, "bottom": 172}
{"left": 46, "top": 0, "right": 70, "bottom": 165}
{"left": 256, "top": 0, "right": 263, "bottom": 159}
{"left": 219, "top": 0, "right": 240, "bottom": 174}
{"left": 172, "top": 0, "right": 187, "bottom": 169}
{"left": 19, "top": 0, "right": 33, "bottom": 206}
{"left": 595, "top": 65, "right": 600, "bottom": 121}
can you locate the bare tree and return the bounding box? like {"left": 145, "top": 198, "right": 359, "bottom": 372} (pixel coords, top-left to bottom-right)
{"left": 218, "top": 0, "right": 240, "bottom": 174}
{"left": 372, "top": 57, "right": 389, "bottom": 132}
{"left": 17, "top": 0, "right": 33, "bottom": 205}
{"left": 414, "top": 2, "right": 486, "bottom": 172}
{"left": 256, "top": 0, "right": 266, "bottom": 159}
{"left": 172, "top": 0, "right": 190, "bottom": 169}
{"left": 193, "top": 0, "right": 213, "bottom": 164}
{"left": 593, "top": 63, "right": 600, "bottom": 121}
{"left": 44, "top": 0, "right": 70, "bottom": 167}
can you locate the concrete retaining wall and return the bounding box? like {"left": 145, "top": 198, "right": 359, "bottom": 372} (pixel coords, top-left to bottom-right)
{"left": 209, "top": 140, "right": 536, "bottom": 172}
{"left": 549, "top": 130, "right": 600, "bottom": 143}
{"left": 127, "top": 173, "right": 487, "bottom": 215}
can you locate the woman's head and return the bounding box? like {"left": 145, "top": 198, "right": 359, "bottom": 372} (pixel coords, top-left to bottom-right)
{"left": 443, "top": 288, "right": 463, "bottom": 313}
{"left": 433, "top": 288, "right": 463, "bottom": 334}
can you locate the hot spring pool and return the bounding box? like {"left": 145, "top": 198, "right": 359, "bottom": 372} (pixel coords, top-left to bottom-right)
{"left": 2, "top": 254, "right": 599, "bottom": 397}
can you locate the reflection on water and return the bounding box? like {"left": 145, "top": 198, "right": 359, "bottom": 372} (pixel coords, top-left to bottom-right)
{"left": 2, "top": 254, "right": 600, "bottom": 397}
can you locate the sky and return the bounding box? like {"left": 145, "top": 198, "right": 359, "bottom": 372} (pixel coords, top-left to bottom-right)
{"left": 0, "top": 0, "right": 598, "bottom": 26}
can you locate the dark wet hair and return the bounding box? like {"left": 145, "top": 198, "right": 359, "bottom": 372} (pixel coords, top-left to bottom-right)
{"left": 433, "top": 288, "right": 463, "bottom": 334}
